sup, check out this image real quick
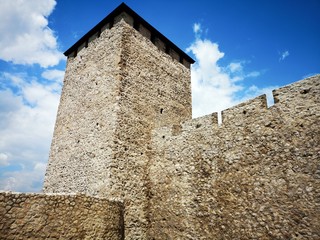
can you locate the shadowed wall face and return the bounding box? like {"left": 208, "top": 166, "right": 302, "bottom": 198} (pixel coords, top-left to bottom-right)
{"left": 149, "top": 76, "right": 320, "bottom": 239}
{"left": 111, "top": 20, "right": 192, "bottom": 239}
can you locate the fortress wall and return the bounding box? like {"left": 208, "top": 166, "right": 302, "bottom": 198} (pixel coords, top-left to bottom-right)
{"left": 109, "top": 20, "right": 192, "bottom": 239}
{"left": 222, "top": 94, "right": 267, "bottom": 125}
{"left": 149, "top": 76, "right": 320, "bottom": 239}
{"left": 0, "top": 192, "right": 123, "bottom": 240}
{"left": 43, "top": 21, "right": 124, "bottom": 195}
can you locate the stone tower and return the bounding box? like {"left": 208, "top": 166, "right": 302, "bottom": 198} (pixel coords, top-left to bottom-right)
{"left": 43, "top": 3, "right": 194, "bottom": 239}
{"left": 1, "top": 3, "right": 319, "bottom": 239}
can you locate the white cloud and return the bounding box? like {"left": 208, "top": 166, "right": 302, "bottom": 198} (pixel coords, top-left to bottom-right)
{"left": 246, "top": 71, "right": 260, "bottom": 78}
{"left": 279, "top": 50, "right": 289, "bottom": 61}
{"left": 0, "top": 71, "right": 62, "bottom": 192}
{"left": 0, "top": 162, "right": 47, "bottom": 192}
{"left": 187, "top": 36, "right": 241, "bottom": 117}
{"left": 188, "top": 24, "right": 274, "bottom": 118}
{"left": 228, "top": 62, "right": 243, "bottom": 73}
{"left": 0, "top": 0, "right": 65, "bottom": 67}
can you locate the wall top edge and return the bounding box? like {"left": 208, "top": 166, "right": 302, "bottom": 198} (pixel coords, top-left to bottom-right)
{"left": 63, "top": 3, "right": 195, "bottom": 65}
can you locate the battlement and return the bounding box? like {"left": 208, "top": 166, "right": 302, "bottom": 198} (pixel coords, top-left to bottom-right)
{"left": 64, "top": 3, "right": 194, "bottom": 68}
{"left": 1, "top": 2, "right": 318, "bottom": 239}
{"left": 149, "top": 75, "right": 319, "bottom": 238}
{"left": 153, "top": 75, "right": 319, "bottom": 140}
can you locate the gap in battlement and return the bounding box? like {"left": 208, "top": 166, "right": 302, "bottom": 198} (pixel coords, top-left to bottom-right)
{"left": 266, "top": 90, "right": 275, "bottom": 108}
{"left": 218, "top": 111, "right": 222, "bottom": 125}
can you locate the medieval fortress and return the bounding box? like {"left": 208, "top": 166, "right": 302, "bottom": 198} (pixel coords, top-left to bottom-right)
{"left": 1, "top": 3, "right": 319, "bottom": 239}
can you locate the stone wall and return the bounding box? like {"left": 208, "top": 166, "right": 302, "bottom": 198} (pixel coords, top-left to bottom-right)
{"left": 0, "top": 192, "right": 123, "bottom": 240}
{"left": 41, "top": 9, "right": 319, "bottom": 239}
{"left": 149, "top": 76, "right": 320, "bottom": 239}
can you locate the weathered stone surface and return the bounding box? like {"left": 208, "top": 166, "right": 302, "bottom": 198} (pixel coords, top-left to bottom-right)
{"left": 11, "top": 4, "right": 319, "bottom": 239}
{"left": 44, "top": 19, "right": 191, "bottom": 239}
{"left": 150, "top": 76, "right": 320, "bottom": 239}
{"left": 0, "top": 192, "right": 123, "bottom": 239}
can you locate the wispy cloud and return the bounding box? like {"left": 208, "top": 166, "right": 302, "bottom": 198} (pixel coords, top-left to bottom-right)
{"left": 193, "top": 23, "right": 201, "bottom": 34}
{"left": 42, "top": 69, "right": 65, "bottom": 84}
{"left": 188, "top": 23, "right": 277, "bottom": 118}
{"left": 0, "top": 153, "right": 9, "bottom": 166}
{"left": 0, "top": 0, "right": 65, "bottom": 67}
{"left": 279, "top": 50, "right": 289, "bottom": 61}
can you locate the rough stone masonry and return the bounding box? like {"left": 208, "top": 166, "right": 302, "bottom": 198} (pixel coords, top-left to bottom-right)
{"left": 1, "top": 3, "right": 319, "bottom": 240}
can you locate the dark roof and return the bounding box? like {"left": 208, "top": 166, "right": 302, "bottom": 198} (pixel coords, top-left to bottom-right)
{"left": 64, "top": 3, "right": 195, "bottom": 64}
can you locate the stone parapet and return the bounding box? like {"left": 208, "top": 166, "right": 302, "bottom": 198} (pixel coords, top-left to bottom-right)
{"left": 0, "top": 192, "right": 124, "bottom": 240}
{"left": 149, "top": 75, "right": 320, "bottom": 239}
{"left": 154, "top": 75, "right": 320, "bottom": 138}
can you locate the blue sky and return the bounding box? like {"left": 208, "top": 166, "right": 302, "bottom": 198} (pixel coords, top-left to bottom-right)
{"left": 0, "top": 0, "right": 319, "bottom": 192}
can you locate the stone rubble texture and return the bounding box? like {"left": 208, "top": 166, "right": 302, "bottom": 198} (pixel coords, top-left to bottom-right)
{"left": 43, "top": 19, "right": 191, "bottom": 239}
{"left": 149, "top": 76, "right": 320, "bottom": 239}
{"left": 0, "top": 192, "right": 123, "bottom": 239}
{"left": 1, "top": 7, "right": 319, "bottom": 240}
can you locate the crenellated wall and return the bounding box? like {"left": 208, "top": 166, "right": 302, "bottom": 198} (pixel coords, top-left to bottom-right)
{"left": 0, "top": 192, "right": 124, "bottom": 240}
{"left": 2, "top": 3, "right": 319, "bottom": 239}
{"left": 2, "top": 76, "right": 318, "bottom": 240}
{"left": 149, "top": 75, "right": 320, "bottom": 239}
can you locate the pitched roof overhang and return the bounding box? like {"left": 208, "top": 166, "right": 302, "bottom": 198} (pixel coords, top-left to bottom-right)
{"left": 64, "top": 3, "right": 195, "bottom": 66}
